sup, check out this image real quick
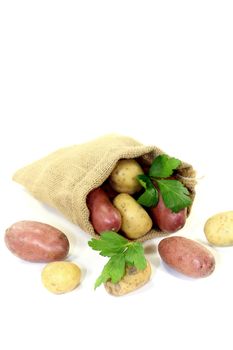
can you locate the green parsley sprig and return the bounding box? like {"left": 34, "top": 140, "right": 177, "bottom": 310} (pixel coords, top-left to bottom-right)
{"left": 88, "top": 231, "right": 147, "bottom": 289}
{"left": 137, "top": 154, "right": 192, "bottom": 213}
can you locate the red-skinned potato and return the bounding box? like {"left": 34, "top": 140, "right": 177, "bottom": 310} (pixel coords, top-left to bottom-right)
{"left": 5, "top": 221, "right": 69, "bottom": 262}
{"left": 158, "top": 236, "right": 215, "bottom": 278}
{"left": 87, "top": 188, "right": 122, "bottom": 234}
{"left": 150, "top": 194, "right": 187, "bottom": 233}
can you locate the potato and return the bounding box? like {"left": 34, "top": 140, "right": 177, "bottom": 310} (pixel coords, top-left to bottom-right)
{"left": 150, "top": 194, "right": 187, "bottom": 233}
{"left": 113, "top": 193, "right": 152, "bottom": 239}
{"left": 158, "top": 236, "right": 215, "bottom": 278}
{"left": 5, "top": 221, "right": 69, "bottom": 262}
{"left": 104, "top": 261, "right": 151, "bottom": 296}
{"left": 41, "top": 261, "right": 81, "bottom": 294}
{"left": 87, "top": 188, "right": 122, "bottom": 234}
{"left": 109, "top": 159, "right": 144, "bottom": 194}
{"left": 204, "top": 211, "right": 233, "bottom": 246}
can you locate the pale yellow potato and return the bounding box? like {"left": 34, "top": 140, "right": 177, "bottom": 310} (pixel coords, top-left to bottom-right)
{"left": 109, "top": 159, "right": 144, "bottom": 194}
{"left": 204, "top": 211, "right": 233, "bottom": 246}
{"left": 113, "top": 193, "right": 152, "bottom": 239}
{"left": 41, "top": 261, "right": 81, "bottom": 294}
{"left": 104, "top": 261, "right": 151, "bottom": 296}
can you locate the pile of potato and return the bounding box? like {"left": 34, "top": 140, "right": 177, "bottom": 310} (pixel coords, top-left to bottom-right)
{"left": 4, "top": 157, "right": 233, "bottom": 296}
{"left": 87, "top": 159, "right": 186, "bottom": 239}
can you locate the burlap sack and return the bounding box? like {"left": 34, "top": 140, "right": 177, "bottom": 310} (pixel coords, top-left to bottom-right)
{"left": 13, "top": 134, "right": 196, "bottom": 242}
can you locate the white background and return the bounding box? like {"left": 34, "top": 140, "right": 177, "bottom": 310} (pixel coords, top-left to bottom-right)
{"left": 0, "top": 1, "right": 233, "bottom": 349}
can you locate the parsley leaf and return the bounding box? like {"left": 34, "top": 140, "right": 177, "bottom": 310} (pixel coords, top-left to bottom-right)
{"left": 125, "top": 242, "right": 147, "bottom": 270}
{"left": 88, "top": 231, "right": 147, "bottom": 289}
{"left": 149, "top": 155, "right": 181, "bottom": 179}
{"left": 156, "top": 179, "right": 192, "bottom": 213}
{"left": 94, "top": 253, "right": 126, "bottom": 289}
{"left": 88, "top": 231, "right": 128, "bottom": 257}
{"left": 136, "top": 154, "right": 192, "bottom": 212}
{"left": 137, "top": 174, "right": 158, "bottom": 207}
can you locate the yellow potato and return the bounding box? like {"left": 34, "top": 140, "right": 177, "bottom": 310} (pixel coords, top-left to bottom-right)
{"left": 204, "top": 211, "right": 233, "bottom": 246}
{"left": 109, "top": 159, "right": 144, "bottom": 194}
{"left": 104, "top": 261, "right": 151, "bottom": 296}
{"left": 113, "top": 193, "right": 152, "bottom": 239}
{"left": 41, "top": 261, "right": 81, "bottom": 294}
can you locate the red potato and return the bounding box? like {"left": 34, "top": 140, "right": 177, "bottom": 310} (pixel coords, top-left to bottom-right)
{"left": 87, "top": 188, "right": 122, "bottom": 234}
{"left": 158, "top": 236, "right": 215, "bottom": 278}
{"left": 5, "top": 221, "right": 69, "bottom": 262}
{"left": 150, "top": 194, "right": 187, "bottom": 233}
